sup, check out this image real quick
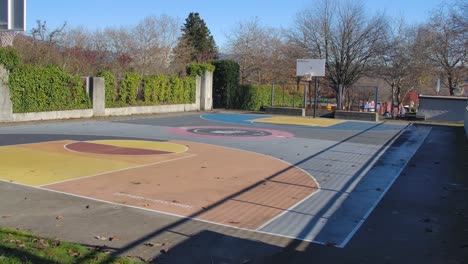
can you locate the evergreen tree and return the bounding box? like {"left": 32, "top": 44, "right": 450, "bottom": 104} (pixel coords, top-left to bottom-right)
{"left": 177, "top": 13, "right": 218, "bottom": 63}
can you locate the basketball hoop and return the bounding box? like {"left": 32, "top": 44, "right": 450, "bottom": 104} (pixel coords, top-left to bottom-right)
{"left": 303, "top": 73, "right": 313, "bottom": 82}
{"left": 0, "top": 31, "right": 16, "bottom": 47}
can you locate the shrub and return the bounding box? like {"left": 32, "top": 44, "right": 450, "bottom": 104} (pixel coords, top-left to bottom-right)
{"left": 227, "top": 84, "right": 303, "bottom": 111}
{"left": 118, "top": 72, "right": 141, "bottom": 105}
{"left": 182, "top": 76, "right": 196, "bottom": 103}
{"left": 8, "top": 65, "right": 91, "bottom": 113}
{"left": 0, "top": 47, "right": 22, "bottom": 72}
{"left": 100, "top": 73, "right": 196, "bottom": 107}
{"left": 186, "top": 63, "right": 215, "bottom": 77}
{"left": 212, "top": 60, "right": 240, "bottom": 108}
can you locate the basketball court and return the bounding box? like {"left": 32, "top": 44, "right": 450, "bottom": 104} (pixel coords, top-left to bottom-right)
{"left": 0, "top": 112, "right": 431, "bottom": 249}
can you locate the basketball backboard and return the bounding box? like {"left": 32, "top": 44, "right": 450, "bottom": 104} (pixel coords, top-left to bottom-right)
{"left": 0, "top": 0, "right": 26, "bottom": 31}
{"left": 296, "top": 59, "right": 325, "bottom": 77}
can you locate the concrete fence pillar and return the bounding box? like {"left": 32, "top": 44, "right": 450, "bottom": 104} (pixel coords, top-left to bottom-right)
{"left": 201, "top": 70, "right": 213, "bottom": 111}
{"left": 90, "top": 77, "right": 105, "bottom": 116}
{"left": 0, "top": 66, "right": 13, "bottom": 122}
{"left": 195, "top": 75, "right": 201, "bottom": 110}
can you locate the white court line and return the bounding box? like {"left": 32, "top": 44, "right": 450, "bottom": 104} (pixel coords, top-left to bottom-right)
{"left": 37, "top": 154, "right": 197, "bottom": 187}
{"left": 257, "top": 123, "right": 412, "bottom": 247}
{"left": 0, "top": 179, "right": 327, "bottom": 245}
{"left": 338, "top": 125, "right": 431, "bottom": 248}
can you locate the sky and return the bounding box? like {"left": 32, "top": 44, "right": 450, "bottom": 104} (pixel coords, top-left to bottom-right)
{"left": 23, "top": 0, "right": 445, "bottom": 48}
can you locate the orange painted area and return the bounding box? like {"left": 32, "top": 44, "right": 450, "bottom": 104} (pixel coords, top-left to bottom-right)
{"left": 43, "top": 141, "right": 318, "bottom": 229}
{"left": 0, "top": 139, "right": 318, "bottom": 229}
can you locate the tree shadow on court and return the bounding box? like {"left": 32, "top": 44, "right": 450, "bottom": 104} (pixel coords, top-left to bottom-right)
{"left": 88, "top": 121, "right": 409, "bottom": 263}
{"left": 152, "top": 230, "right": 284, "bottom": 264}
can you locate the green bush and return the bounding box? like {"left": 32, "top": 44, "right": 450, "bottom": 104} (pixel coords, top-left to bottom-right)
{"left": 101, "top": 72, "right": 196, "bottom": 107}
{"left": 8, "top": 65, "right": 91, "bottom": 113}
{"left": 0, "top": 47, "right": 22, "bottom": 72}
{"left": 97, "top": 70, "right": 117, "bottom": 107}
{"left": 212, "top": 60, "right": 239, "bottom": 108}
{"left": 118, "top": 72, "right": 141, "bottom": 105}
{"left": 186, "top": 63, "right": 215, "bottom": 77}
{"left": 228, "top": 84, "right": 303, "bottom": 111}
{"left": 182, "top": 76, "right": 196, "bottom": 103}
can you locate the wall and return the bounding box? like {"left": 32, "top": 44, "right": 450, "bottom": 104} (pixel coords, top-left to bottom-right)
{"left": 334, "top": 110, "right": 378, "bottom": 122}
{"left": 0, "top": 66, "right": 12, "bottom": 122}
{"left": 0, "top": 72, "right": 212, "bottom": 122}
{"left": 264, "top": 107, "right": 305, "bottom": 116}
{"left": 418, "top": 95, "right": 468, "bottom": 122}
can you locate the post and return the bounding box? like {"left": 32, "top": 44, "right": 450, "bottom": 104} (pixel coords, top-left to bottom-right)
{"left": 201, "top": 71, "right": 213, "bottom": 111}
{"left": 90, "top": 77, "right": 105, "bottom": 116}
{"left": 282, "top": 84, "right": 285, "bottom": 106}
{"left": 374, "top": 86, "right": 379, "bottom": 113}
{"left": 271, "top": 82, "right": 275, "bottom": 107}
{"left": 338, "top": 84, "right": 343, "bottom": 110}
{"left": 303, "top": 83, "right": 307, "bottom": 109}
{"left": 314, "top": 77, "right": 319, "bottom": 118}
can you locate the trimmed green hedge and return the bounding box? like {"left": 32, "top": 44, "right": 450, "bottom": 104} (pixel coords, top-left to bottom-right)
{"left": 8, "top": 65, "right": 91, "bottom": 113}
{"left": 228, "top": 84, "right": 303, "bottom": 111}
{"left": 213, "top": 60, "right": 239, "bottom": 108}
{"left": 99, "top": 71, "right": 196, "bottom": 107}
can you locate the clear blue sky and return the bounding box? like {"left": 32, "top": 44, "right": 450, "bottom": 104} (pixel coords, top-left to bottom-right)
{"left": 25, "top": 0, "right": 444, "bottom": 48}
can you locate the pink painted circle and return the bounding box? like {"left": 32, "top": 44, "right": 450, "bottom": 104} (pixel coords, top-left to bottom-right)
{"left": 168, "top": 126, "right": 294, "bottom": 139}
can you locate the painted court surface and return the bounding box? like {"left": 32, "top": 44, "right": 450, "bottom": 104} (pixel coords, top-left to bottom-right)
{"left": 0, "top": 113, "right": 431, "bottom": 247}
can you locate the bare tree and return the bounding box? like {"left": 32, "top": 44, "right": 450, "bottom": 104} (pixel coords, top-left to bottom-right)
{"left": 290, "top": 0, "right": 387, "bottom": 107}
{"left": 423, "top": 2, "right": 466, "bottom": 95}
{"left": 377, "top": 20, "right": 428, "bottom": 116}
{"left": 130, "top": 15, "right": 180, "bottom": 75}
{"left": 226, "top": 18, "right": 292, "bottom": 85}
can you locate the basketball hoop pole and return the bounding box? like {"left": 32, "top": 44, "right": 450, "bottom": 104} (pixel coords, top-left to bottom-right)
{"left": 313, "top": 77, "right": 319, "bottom": 118}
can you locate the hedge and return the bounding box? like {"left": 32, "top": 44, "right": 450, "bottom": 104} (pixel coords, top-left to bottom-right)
{"left": 213, "top": 60, "right": 239, "bottom": 108}
{"left": 99, "top": 71, "right": 196, "bottom": 107}
{"left": 8, "top": 65, "right": 91, "bottom": 113}
{"left": 228, "top": 84, "right": 303, "bottom": 111}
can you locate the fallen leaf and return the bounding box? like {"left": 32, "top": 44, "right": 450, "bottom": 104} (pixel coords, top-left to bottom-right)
{"left": 160, "top": 249, "right": 168, "bottom": 253}
{"left": 95, "top": 236, "right": 108, "bottom": 241}
{"left": 144, "top": 242, "right": 154, "bottom": 247}
{"left": 142, "top": 203, "right": 150, "bottom": 207}
{"left": 109, "top": 236, "right": 120, "bottom": 241}
{"left": 1, "top": 215, "right": 12, "bottom": 218}
{"left": 55, "top": 216, "right": 64, "bottom": 220}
